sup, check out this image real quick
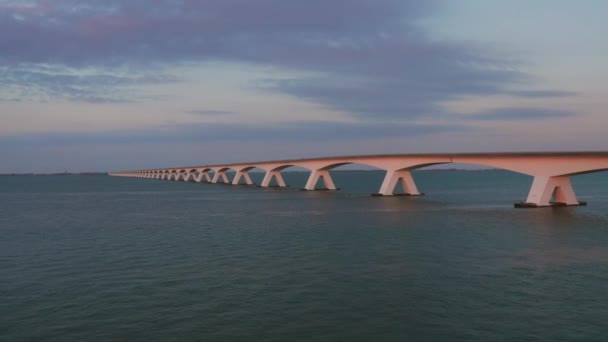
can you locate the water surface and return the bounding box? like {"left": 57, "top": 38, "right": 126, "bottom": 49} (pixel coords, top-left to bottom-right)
{"left": 2, "top": 171, "right": 608, "bottom": 341}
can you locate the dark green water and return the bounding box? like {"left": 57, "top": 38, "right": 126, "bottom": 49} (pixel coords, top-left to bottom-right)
{"left": 2, "top": 171, "right": 608, "bottom": 341}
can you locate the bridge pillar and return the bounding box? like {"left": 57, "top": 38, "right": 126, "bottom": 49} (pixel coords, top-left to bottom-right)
{"left": 232, "top": 171, "right": 254, "bottom": 185}
{"left": 260, "top": 170, "right": 287, "bottom": 187}
{"left": 195, "top": 171, "right": 211, "bottom": 183}
{"left": 516, "top": 175, "right": 585, "bottom": 208}
{"left": 304, "top": 170, "right": 337, "bottom": 191}
{"left": 375, "top": 170, "right": 422, "bottom": 196}
{"left": 212, "top": 170, "right": 230, "bottom": 184}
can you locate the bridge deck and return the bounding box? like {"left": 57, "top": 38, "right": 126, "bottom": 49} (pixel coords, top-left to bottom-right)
{"left": 131, "top": 151, "right": 608, "bottom": 172}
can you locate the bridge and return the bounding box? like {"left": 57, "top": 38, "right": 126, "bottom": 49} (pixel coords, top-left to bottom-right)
{"left": 109, "top": 152, "right": 608, "bottom": 208}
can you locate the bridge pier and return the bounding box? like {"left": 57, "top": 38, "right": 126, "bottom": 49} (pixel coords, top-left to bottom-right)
{"left": 374, "top": 170, "right": 422, "bottom": 196}
{"left": 260, "top": 170, "right": 287, "bottom": 187}
{"left": 233, "top": 171, "right": 254, "bottom": 185}
{"left": 516, "top": 175, "right": 586, "bottom": 208}
{"left": 195, "top": 170, "right": 212, "bottom": 183}
{"left": 183, "top": 172, "right": 194, "bottom": 182}
{"left": 212, "top": 170, "right": 230, "bottom": 184}
{"left": 304, "top": 170, "right": 336, "bottom": 191}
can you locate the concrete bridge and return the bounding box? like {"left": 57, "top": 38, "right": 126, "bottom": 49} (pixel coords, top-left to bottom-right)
{"left": 109, "top": 152, "right": 608, "bottom": 208}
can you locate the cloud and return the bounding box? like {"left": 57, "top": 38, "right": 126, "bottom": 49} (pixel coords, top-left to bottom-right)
{"left": 0, "top": 64, "right": 180, "bottom": 102}
{"left": 186, "top": 110, "right": 237, "bottom": 116}
{"left": 0, "top": 0, "right": 544, "bottom": 119}
{"left": 470, "top": 107, "right": 576, "bottom": 121}
{"left": 0, "top": 1, "right": 434, "bottom": 66}
{"left": 0, "top": 120, "right": 466, "bottom": 146}
{"left": 507, "top": 90, "right": 577, "bottom": 98}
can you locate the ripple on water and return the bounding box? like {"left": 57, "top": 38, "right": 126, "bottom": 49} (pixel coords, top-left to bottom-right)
{"left": 2, "top": 173, "right": 608, "bottom": 341}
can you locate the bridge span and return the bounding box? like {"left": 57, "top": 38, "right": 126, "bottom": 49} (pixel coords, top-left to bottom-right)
{"left": 109, "top": 152, "right": 608, "bottom": 208}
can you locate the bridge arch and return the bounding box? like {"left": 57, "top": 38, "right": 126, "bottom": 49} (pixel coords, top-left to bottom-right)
{"left": 562, "top": 167, "right": 608, "bottom": 177}
{"left": 190, "top": 168, "right": 213, "bottom": 183}
{"left": 209, "top": 167, "right": 234, "bottom": 184}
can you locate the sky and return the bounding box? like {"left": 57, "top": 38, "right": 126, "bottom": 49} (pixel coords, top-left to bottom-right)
{"left": 1, "top": 0, "right": 607, "bottom": 173}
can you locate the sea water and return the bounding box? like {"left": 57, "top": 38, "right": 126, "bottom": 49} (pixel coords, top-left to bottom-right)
{"left": 2, "top": 171, "right": 608, "bottom": 341}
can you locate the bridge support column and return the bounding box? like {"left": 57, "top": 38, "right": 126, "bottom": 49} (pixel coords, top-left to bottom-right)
{"left": 260, "top": 170, "right": 287, "bottom": 187}
{"left": 304, "top": 170, "right": 337, "bottom": 191}
{"left": 516, "top": 175, "right": 585, "bottom": 208}
{"left": 195, "top": 171, "right": 211, "bottom": 183}
{"left": 374, "top": 170, "right": 422, "bottom": 196}
{"left": 212, "top": 170, "right": 230, "bottom": 184}
{"left": 232, "top": 171, "right": 254, "bottom": 185}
